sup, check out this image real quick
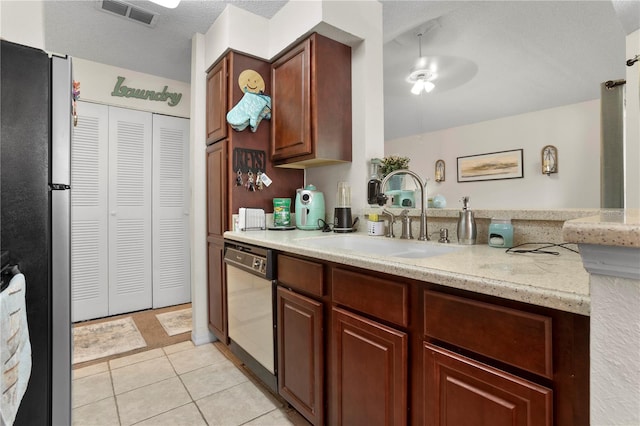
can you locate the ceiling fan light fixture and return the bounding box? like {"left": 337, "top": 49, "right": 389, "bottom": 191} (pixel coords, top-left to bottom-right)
{"left": 423, "top": 80, "right": 435, "bottom": 93}
{"left": 411, "top": 77, "right": 435, "bottom": 95}
{"left": 411, "top": 79, "right": 425, "bottom": 95}
{"left": 407, "top": 33, "right": 437, "bottom": 95}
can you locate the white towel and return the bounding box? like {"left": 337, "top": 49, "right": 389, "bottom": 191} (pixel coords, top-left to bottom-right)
{"left": 0, "top": 274, "right": 32, "bottom": 426}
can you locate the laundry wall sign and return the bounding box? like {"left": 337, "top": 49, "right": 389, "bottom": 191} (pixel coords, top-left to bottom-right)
{"left": 110, "top": 76, "right": 182, "bottom": 107}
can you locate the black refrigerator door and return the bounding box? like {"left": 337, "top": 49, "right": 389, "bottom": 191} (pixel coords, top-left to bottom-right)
{"left": 1, "top": 40, "right": 52, "bottom": 426}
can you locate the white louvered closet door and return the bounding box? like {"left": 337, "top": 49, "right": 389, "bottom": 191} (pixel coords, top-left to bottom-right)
{"left": 108, "top": 106, "right": 152, "bottom": 316}
{"left": 152, "top": 114, "right": 190, "bottom": 308}
{"left": 71, "top": 102, "right": 109, "bottom": 322}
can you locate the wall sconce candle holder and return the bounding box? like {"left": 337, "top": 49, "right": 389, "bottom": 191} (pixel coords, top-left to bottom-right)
{"left": 541, "top": 145, "right": 558, "bottom": 175}
{"left": 435, "top": 159, "right": 445, "bottom": 182}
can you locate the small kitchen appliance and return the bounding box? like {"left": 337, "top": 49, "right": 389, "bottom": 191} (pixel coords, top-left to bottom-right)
{"left": 295, "top": 184, "right": 325, "bottom": 230}
{"left": 367, "top": 158, "right": 382, "bottom": 207}
{"left": 334, "top": 181, "right": 354, "bottom": 233}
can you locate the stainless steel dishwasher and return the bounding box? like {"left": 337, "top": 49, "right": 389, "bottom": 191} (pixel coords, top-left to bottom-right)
{"left": 224, "top": 241, "right": 277, "bottom": 392}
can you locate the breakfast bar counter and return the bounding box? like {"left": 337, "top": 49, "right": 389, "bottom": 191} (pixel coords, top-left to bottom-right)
{"left": 563, "top": 208, "right": 640, "bottom": 247}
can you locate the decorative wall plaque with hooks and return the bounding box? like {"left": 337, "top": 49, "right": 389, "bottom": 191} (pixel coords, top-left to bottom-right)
{"left": 233, "top": 148, "right": 266, "bottom": 174}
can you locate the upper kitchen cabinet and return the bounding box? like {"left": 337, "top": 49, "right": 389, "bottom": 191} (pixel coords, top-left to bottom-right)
{"left": 206, "top": 57, "right": 228, "bottom": 144}
{"left": 271, "top": 33, "right": 352, "bottom": 168}
{"left": 205, "top": 51, "right": 304, "bottom": 222}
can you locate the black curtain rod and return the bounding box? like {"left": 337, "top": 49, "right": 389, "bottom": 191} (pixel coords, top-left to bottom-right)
{"left": 605, "top": 79, "right": 626, "bottom": 89}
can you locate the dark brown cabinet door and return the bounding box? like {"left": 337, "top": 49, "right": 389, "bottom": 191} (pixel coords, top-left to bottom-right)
{"left": 277, "top": 287, "right": 324, "bottom": 425}
{"left": 271, "top": 33, "right": 351, "bottom": 166}
{"left": 206, "top": 141, "right": 228, "bottom": 343}
{"left": 331, "top": 307, "right": 408, "bottom": 426}
{"left": 207, "top": 237, "right": 226, "bottom": 342}
{"left": 423, "top": 342, "right": 553, "bottom": 426}
{"left": 206, "top": 141, "right": 227, "bottom": 236}
{"left": 206, "top": 57, "right": 228, "bottom": 144}
{"left": 270, "top": 39, "right": 311, "bottom": 161}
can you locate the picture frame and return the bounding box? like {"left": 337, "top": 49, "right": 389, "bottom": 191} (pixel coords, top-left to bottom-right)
{"left": 457, "top": 149, "right": 524, "bottom": 182}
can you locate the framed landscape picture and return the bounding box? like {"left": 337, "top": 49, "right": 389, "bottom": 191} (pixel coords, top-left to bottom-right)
{"left": 457, "top": 149, "right": 524, "bottom": 182}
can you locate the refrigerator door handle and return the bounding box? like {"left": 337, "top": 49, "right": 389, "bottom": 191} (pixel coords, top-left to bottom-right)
{"left": 50, "top": 183, "right": 71, "bottom": 190}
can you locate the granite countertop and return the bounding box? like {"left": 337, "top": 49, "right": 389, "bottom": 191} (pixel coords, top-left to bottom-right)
{"left": 563, "top": 209, "right": 640, "bottom": 247}
{"left": 224, "top": 229, "right": 590, "bottom": 316}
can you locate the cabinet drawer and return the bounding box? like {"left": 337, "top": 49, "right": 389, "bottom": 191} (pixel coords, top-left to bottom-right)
{"left": 423, "top": 290, "right": 553, "bottom": 378}
{"left": 278, "top": 255, "right": 324, "bottom": 297}
{"left": 423, "top": 342, "right": 553, "bottom": 426}
{"left": 332, "top": 268, "right": 408, "bottom": 328}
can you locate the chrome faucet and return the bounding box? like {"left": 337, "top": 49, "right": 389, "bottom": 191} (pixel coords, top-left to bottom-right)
{"left": 378, "top": 169, "right": 429, "bottom": 241}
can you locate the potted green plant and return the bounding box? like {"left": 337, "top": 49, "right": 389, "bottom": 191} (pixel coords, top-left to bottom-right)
{"left": 379, "top": 155, "right": 410, "bottom": 191}
{"left": 379, "top": 155, "right": 410, "bottom": 177}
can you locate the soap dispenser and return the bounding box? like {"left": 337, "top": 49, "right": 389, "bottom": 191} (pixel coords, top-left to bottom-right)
{"left": 457, "top": 196, "right": 477, "bottom": 245}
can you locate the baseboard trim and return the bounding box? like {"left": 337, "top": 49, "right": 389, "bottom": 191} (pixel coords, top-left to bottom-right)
{"left": 192, "top": 329, "right": 216, "bottom": 346}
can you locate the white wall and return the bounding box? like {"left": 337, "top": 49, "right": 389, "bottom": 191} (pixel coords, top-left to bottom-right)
{"left": 588, "top": 28, "right": 640, "bottom": 425}
{"left": 73, "top": 58, "right": 190, "bottom": 118}
{"left": 0, "top": 1, "right": 45, "bottom": 49}
{"left": 204, "top": 5, "right": 271, "bottom": 69}
{"left": 386, "top": 100, "right": 601, "bottom": 209}
{"left": 590, "top": 273, "right": 640, "bottom": 425}
{"left": 189, "top": 33, "right": 213, "bottom": 345}
{"left": 305, "top": 1, "right": 385, "bottom": 216}
{"left": 625, "top": 29, "right": 640, "bottom": 208}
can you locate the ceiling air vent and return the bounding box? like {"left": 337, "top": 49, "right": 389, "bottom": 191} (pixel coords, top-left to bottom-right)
{"left": 98, "top": 0, "right": 158, "bottom": 27}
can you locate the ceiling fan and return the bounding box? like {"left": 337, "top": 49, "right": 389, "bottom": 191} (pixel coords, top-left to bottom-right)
{"left": 403, "top": 22, "right": 478, "bottom": 95}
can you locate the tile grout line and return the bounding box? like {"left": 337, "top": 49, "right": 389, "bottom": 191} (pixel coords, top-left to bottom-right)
{"left": 170, "top": 353, "right": 211, "bottom": 426}
{"left": 108, "top": 360, "right": 123, "bottom": 426}
{"left": 76, "top": 341, "right": 292, "bottom": 426}
{"left": 238, "top": 408, "right": 282, "bottom": 426}
{"left": 118, "top": 354, "right": 190, "bottom": 426}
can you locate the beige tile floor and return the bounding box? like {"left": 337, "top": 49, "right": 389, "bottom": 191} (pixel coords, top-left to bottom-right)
{"left": 72, "top": 341, "right": 310, "bottom": 426}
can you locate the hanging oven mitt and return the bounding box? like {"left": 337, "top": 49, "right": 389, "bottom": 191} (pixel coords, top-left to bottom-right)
{"left": 226, "top": 91, "right": 271, "bottom": 132}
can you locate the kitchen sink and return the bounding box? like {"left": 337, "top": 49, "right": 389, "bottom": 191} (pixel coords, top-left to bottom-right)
{"left": 296, "top": 234, "right": 462, "bottom": 259}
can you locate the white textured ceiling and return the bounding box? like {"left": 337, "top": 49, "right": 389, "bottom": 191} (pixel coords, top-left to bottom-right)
{"left": 41, "top": 1, "right": 635, "bottom": 141}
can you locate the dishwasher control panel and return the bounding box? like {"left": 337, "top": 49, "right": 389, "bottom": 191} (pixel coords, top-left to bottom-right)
{"left": 252, "top": 257, "right": 266, "bottom": 274}
{"left": 223, "top": 243, "right": 274, "bottom": 279}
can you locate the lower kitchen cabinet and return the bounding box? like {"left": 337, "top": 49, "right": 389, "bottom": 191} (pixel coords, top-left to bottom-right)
{"left": 276, "top": 287, "right": 324, "bottom": 426}
{"left": 207, "top": 237, "right": 226, "bottom": 342}
{"left": 254, "top": 250, "right": 587, "bottom": 424}
{"left": 331, "top": 307, "right": 408, "bottom": 426}
{"left": 423, "top": 342, "right": 553, "bottom": 426}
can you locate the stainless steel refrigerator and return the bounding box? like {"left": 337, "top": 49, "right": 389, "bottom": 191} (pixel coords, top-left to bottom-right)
{"left": 1, "top": 40, "right": 72, "bottom": 426}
